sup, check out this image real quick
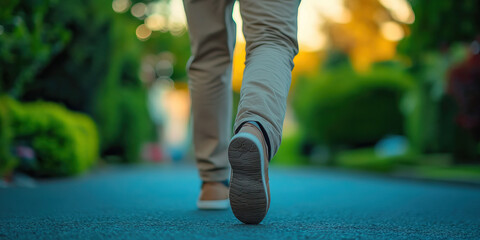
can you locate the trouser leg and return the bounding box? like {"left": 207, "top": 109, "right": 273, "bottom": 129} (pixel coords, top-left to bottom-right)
{"left": 184, "top": 0, "right": 236, "bottom": 182}
{"left": 234, "top": 0, "right": 300, "bottom": 159}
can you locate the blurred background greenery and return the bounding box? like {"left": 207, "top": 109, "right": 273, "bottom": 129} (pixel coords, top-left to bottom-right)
{"left": 0, "top": 0, "right": 479, "bottom": 182}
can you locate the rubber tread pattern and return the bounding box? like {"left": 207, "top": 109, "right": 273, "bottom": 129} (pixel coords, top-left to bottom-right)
{"left": 228, "top": 135, "right": 268, "bottom": 224}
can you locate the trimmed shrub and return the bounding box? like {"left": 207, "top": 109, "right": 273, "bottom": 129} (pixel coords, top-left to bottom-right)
{"left": 0, "top": 98, "right": 17, "bottom": 176}
{"left": 293, "top": 63, "right": 414, "bottom": 149}
{"left": 0, "top": 96, "right": 99, "bottom": 177}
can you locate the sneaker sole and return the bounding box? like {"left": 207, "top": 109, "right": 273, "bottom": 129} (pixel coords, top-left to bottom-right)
{"left": 228, "top": 132, "right": 268, "bottom": 224}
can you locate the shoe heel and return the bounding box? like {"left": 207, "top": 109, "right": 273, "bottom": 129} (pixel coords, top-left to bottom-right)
{"left": 228, "top": 133, "right": 268, "bottom": 224}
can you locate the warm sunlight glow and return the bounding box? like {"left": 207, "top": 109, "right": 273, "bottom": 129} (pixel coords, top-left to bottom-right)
{"left": 112, "top": 0, "right": 131, "bottom": 13}
{"left": 136, "top": 24, "right": 152, "bottom": 41}
{"left": 317, "top": 0, "right": 351, "bottom": 24}
{"left": 168, "top": 0, "right": 187, "bottom": 34}
{"left": 145, "top": 14, "right": 167, "bottom": 31}
{"left": 297, "top": 0, "right": 328, "bottom": 51}
{"left": 379, "top": 0, "right": 415, "bottom": 24}
{"left": 131, "top": 2, "right": 147, "bottom": 18}
{"left": 233, "top": 0, "right": 338, "bottom": 52}
{"left": 232, "top": 2, "right": 244, "bottom": 43}
{"left": 380, "top": 21, "right": 404, "bottom": 41}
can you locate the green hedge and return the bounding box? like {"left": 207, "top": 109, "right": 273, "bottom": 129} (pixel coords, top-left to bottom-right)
{"left": 293, "top": 63, "right": 414, "bottom": 148}
{"left": 0, "top": 96, "right": 99, "bottom": 177}
{"left": 0, "top": 98, "right": 17, "bottom": 176}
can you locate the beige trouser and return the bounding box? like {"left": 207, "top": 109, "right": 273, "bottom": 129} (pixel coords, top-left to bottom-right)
{"left": 184, "top": 0, "right": 300, "bottom": 182}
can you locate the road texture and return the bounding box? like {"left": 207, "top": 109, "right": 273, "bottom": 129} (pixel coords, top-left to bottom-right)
{"left": 1, "top": 164, "right": 480, "bottom": 239}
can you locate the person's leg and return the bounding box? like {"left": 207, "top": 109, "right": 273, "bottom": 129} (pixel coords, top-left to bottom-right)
{"left": 228, "top": 0, "right": 300, "bottom": 224}
{"left": 183, "top": 0, "right": 236, "bottom": 210}
{"left": 183, "top": 0, "right": 236, "bottom": 183}
{"left": 235, "top": 0, "right": 300, "bottom": 159}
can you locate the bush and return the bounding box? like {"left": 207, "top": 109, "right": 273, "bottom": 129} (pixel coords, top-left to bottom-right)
{"left": 293, "top": 63, "right": 414, "bottom": 149}
{"left": 271, "top": 132, "right": 309, "bottom": 166}
{"left": 396, "top": 0, "right": 479, "bottom": 162}
{"left": 399, "top": 0, "right": 480, "bottom": 58}
{"left": 401, "top": 44, "right": 479, "bottom": 163}
{"left": 447, "top": 50, "right": 480, "bottom": 162}
{"left": 0, "top": 98, "right": 17, "bottom": 176}
{"left": 96, "top": 86, "right": 153, "bottom": 163}
{"left": 1, "top": 0, "right": 156, "bottom": 163}
{"left": 0, "top": 96, "right": 99, "bottom": 177}
{"left": 448, "top": 52, "right": 480, "bottom": 139}
{"left": 0, "top": 0, "right": 73, "bottom": 96}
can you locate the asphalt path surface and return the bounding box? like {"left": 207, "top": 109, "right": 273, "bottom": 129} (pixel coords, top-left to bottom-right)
{"left": 1, "top": 165, "right": 480, "bottom": 239}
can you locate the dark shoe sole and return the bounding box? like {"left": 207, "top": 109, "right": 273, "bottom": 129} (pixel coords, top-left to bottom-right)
{"left": 228, "top": 132, "right": 268, "bottom": 224}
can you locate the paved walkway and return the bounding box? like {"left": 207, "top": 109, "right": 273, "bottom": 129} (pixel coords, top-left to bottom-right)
{"left": 1, "top": 165, "right": 480, "bottom": 239}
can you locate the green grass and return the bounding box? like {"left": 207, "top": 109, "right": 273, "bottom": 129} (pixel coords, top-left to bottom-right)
{"left": 334, "top": 148, "right": 416, "bottom": 173}
{"left": 413, "top": 165, "right": 480, "bottom": 181}
{"left": 334, "top": 147, "right": 480, "bottom": 182}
